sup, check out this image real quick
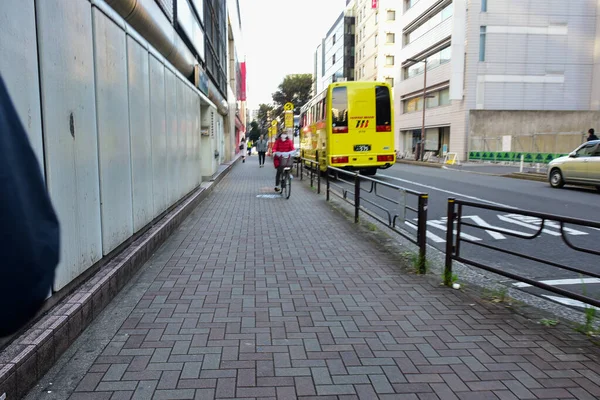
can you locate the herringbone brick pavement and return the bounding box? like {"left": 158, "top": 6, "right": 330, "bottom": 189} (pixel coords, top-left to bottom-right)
{"left": 27, "top": 155, "right": 600, "bottom": 399}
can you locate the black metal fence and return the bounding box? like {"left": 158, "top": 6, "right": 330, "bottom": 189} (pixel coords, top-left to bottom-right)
{"left": 444, "top": 198, "right": 600, "bottom": 308}
{"left": 325, "top": 166, "right": 429, "bottom": 273}
{"left": 298, "top": 158, "right": 321, "bottom": 194}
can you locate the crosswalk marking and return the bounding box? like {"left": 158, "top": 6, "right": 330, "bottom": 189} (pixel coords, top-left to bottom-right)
{"left": 404, "top": 221, "right": 446, "bottom": 243}
{"left": 426, "top": 220, "right": 482, "bottom": 241}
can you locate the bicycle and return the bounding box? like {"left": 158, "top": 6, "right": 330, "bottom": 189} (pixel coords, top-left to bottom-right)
{"left": 275, "top": 151, "right": 297, "bottom": 199}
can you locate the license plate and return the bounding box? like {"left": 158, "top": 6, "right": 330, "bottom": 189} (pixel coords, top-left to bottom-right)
{"left": 354, "top": 144, "right": 371, "bottom": 152}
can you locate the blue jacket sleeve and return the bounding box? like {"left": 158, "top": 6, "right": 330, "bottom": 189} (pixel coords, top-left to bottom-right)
{"left": 0, "top": 74, "right": 60, "bottom": 337}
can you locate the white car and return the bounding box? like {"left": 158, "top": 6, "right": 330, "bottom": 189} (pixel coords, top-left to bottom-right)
{"left": 548, "top": 140, "right": 600, "bottom": 190}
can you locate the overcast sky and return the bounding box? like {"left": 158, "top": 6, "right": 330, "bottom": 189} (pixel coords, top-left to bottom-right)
{"left": 239, "top": 0, "right": 347, "bottom": 111}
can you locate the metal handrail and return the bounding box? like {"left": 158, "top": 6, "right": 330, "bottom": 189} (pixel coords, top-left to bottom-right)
{"left": 444, "top": 198, "right": 600, "bottom": 308}
{"left": 326, "top": 166, "right": 429, "bottom": 273}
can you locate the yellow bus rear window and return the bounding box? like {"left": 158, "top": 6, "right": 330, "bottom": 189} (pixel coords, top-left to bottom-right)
{"left": 332, "top": 87, "right": 348, "bottom": 133}
{"left": 376, "top": 85, "right": 392, "bottom": 132}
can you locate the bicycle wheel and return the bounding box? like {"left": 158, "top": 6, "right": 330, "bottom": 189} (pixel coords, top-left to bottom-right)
{"left": 284, "top": 170, "right": 292, "bottom": 199}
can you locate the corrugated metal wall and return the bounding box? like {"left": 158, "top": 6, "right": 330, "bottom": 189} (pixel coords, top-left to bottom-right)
{"left": 1, "top": 0, "right": 215, "bottom": 292}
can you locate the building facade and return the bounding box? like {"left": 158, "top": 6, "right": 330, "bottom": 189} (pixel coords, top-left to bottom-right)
{"left": 314, "top": 10, "right": 356, "bottom": 95}
{"left": 395, "top": 0, "right": 600, "bottom": 161}
{"left": 353, "top": 0, "right": 399, "bottom": 87}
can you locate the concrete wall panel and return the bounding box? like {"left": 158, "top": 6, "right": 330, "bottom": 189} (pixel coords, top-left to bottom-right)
{"left": 93, "top": 9, "right": 134, "bottom": 254}
{"left": 36, "top": 0, "right": 102, "bottom": 291}
{"left": 165, "top": 68, "right": 179, "bottom": 205}
{"left": 127, "top": 36, "right": 154, "bottom": 232}
{"left": 0, "top": 0, "right": 44, "bottom": 169}
{"left": 149, "top": 54, "right": 168, "bottom": 215}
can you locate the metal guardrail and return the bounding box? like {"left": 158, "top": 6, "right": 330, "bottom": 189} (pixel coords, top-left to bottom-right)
{"left": 444, "top": 198, "right": 600, "bottom": 308}
{"left": 325, "top": 166, "right": 429, "bottom": 273}
{"left": 298, "top": 158, "right": 320, "bottom": 194}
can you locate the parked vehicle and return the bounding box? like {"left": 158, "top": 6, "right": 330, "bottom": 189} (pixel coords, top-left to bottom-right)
{"left": 548, "top": 140, "right": 600, "bottom": 190}
{"left": 298, "top": 81, "right": 395, "bottom": 176}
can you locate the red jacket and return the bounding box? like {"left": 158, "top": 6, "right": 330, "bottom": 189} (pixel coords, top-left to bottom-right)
{"left": 272, "top": 137, "right": 295, "bottom": 168}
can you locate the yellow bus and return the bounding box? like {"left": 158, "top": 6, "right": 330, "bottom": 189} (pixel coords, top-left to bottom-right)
{"left": 298, "top": 81, "right": 395, "bottom": 175}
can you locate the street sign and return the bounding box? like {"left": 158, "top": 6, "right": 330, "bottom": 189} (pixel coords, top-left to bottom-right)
{"left": 284, "top": 102, "right": 294, "bottom": 111}
{"left": 285, "top": 111, "right": 294, "bottom": 128}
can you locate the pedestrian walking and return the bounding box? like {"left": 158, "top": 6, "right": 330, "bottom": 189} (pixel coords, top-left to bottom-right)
{"left": 0, "top": 74, "right": 60, "bottom": 337}
{"left": 256, "top": 134, "right": 268, "bottom": 167}
{"left": 586, "top": 128, "right": 599, "bottom": 142}
{"left": 247, "top": 140, "right": 252, "bottom": 156}
{"left": 239, "top": 137, "right": 247, "bottom": 163}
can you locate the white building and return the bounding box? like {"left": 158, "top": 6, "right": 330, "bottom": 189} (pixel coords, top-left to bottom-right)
{"left": 395, "top": 0, "right": 600, "bottom": 161}
{"left": 314, "top": 10, "right": 356, "bottom": 95}
{"left": 353, "top": 0, "right": 399, "bottom": 87}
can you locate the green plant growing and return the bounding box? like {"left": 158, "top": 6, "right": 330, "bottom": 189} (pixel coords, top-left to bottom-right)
{"left": 484, "top": 287, "right": 508, "bottom": 303}
{"left": 411, "top": 253, "right": 428, "bottom": 275}
{"left": 540, "top": 318, "right": 559, "bottom": 327}
{"left": 576, "top": 306, "right": 598, "bottom": 336}
{"left": 366, "top": 222, "right": 377, "bottom": 232}
{"left": 451, "top": 273, "right": 459, "bottom": 284}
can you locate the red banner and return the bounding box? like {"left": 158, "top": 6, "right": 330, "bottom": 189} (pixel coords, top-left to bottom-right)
{"left": 239, "top": 62, "right": 247, "bottom": 101}
{"left": 371, "top": 0, "right": 377, "bottom": 8}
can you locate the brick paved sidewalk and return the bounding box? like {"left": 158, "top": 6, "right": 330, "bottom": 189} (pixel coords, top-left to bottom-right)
{"left": 26, "top": 155, "right": 600, "bottom": 400}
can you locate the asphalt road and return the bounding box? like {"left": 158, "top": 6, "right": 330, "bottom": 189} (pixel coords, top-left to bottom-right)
{"left": 329, "top": 164, "right": 600, "bottom": 310}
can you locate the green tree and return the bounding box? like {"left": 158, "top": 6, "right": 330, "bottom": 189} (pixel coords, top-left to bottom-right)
{"left": 271, "top": 74, "right": 313, "bottom": 118}
{"left": 247, "top": 121, "right": 261, "bottom": 142}
{"left": 257, "top": 103, "right": 274, "bottom": 134}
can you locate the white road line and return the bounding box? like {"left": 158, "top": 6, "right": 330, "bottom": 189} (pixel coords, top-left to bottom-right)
{"left": 425, "top": 220, "right": 483, "bottom": 241}
{"left": 404, "top": 221, "right": 446, "bottom": 243}
{"left": 513, "top": 278, "right": 600, "bottom": 288}
{"left": 461, "top": 215, "right": 509, "bottom": 239}
{"left": 379, "top": 174, "right": 517, "bottom": 209}
{"left": 542, "top": 295, "right": 600, "bottom": 310}
{"left": 497, "top": 215, "right": 561, "bottom": 236}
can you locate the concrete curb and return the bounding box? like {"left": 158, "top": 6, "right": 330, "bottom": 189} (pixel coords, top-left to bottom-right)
{"left": 0, "top": 158, "right": 239, "bottom": 399}
{"left": 502, "top": 172, "right": 547, "bottom": 182}
{"left": 395, "top": 159, "right": 444, "bottom": 168}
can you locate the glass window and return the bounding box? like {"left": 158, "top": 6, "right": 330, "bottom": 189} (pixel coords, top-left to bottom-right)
{"left": 577, "top": 143, "right": 597, "bottom": 156}
{"left": 482, "top": 0, "right": 487, "bottom": 12}
{"left": 427, "top": 51, "right": 441, "bottom": 70}
{"left": 375, "top": 12, "right": 378, "bottom": 24}
{"left": 439, "top": 88, "right": 450, "bottom": 105}
{"left": 386, "top": 33, "right": 395, "bottom": 44}
{"left": 374, "top": 56, "right": 378, "bottom": 68}
{"left": 386, "top": 77, "right": 394, "bottom": 87}
{"left": 386, "top": 55, "right": 395, "bottom": 66}
{"left": 404, "top": 46, "right": 451, "bottom": 79}
{"left": 375, "top": 85, "right": 392, "bottom": 131}
{"left": 405, "top": 3, "right": 453, "bottom": 44}
{"left": 375, "top": 34, "right": 378, "bottom": 46}
{"left": 426, "top": 91, "right": 440, "bottom": 108}
{"left": 404, "top": 97, "right": 423, "bottom": 113}
{"left": 440, "top": 47, "right": 452, "bottom": 64}
{"left": 479, "top": 26, "right": 486, "bottom": 61}
{"left": 387, "top": 10, "right": 396, "bottom": 21}
{"left": 331, "top": 87, "right": 348, "bottom": 132}
{"left": 333, "top": 54, "right": 336, "bottom": 64}
{"left": 405, "top": 0, "right": 420, "bottom": 10}
{"left": 333, "top": 34, "right": 336, "bottom": 44}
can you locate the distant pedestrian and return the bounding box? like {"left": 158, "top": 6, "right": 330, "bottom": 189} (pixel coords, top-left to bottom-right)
{"left": 247, "top": 140, "right": 252, "bottom": 156}
{"left": 586, "top": 128, "right": 598, "bottom": 142}
{"left": 256, "top": 134, "right": 268, "bottom": 167}
{"left": 239, "top": 137, "right": 247, "bottom": 163}
{"left": 0, "top": 74, "right": 60, "bottom": 337}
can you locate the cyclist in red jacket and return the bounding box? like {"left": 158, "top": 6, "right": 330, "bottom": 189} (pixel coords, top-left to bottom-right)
{"left": 272, "top": 131, "right": 295, "bottom": 192}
